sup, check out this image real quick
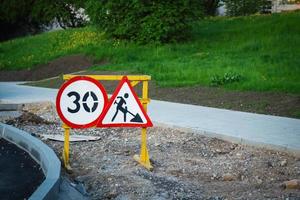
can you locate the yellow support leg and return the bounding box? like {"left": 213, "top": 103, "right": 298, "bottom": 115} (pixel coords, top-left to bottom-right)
{"left": 134, "top": 128, "right": 153, "bottom": 170}
{"left": 62, "top": 125, "right": 72, "bottom": 171}
{"left": 133, "top": 80, "right": 153, "bottom": 170}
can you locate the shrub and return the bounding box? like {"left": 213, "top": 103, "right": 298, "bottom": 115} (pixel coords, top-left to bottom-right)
{"left": 223, "top": 0, "right": 270, "bottom": 16}
{"left": 86, "top": 0, "right": 203, "bottom": 43}
{"left": 210, "top": 72, "right": 243, "bottom": 86}
{"left": 203, "top": 0, "right": 221, "bottom": 16}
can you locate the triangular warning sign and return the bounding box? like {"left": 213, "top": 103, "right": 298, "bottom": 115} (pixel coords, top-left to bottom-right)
{"left": 97, "top": 76, "right": 153, "bottom": 127}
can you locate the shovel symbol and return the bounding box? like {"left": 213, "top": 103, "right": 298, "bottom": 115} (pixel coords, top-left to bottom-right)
{"left": 127, "top": 110, "right": 143, "bottom": 123}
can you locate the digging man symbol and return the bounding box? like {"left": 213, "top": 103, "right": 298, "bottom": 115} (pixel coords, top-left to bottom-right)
{"left": 112, "top": 93, "right": 143, "bottom": 123}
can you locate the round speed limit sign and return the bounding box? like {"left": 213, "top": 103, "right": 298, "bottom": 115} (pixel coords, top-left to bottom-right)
{"left": 56, "top": 76, "right": 108, "bottom": 128}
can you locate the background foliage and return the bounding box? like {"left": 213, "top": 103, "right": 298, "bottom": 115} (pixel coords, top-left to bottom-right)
{"left": 86, "top": 0, "right": 203, "bottom": 43}
{"left": 0, "top": 0, "right": 86, "bottom": 41}
{"left": 203, "top": 0, "right": 222, "bottom": 16}
{"left": 223, "top": 0, "right": 271, "bottom": 16}
{"left": 1, "top": 11, "right": 300, "bottom": 94}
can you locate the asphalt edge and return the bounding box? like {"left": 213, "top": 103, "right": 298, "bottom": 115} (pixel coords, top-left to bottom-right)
{"left": 0, "top": 123, "right": 61, "bottom": 200}
{"left": 154, "top": 122, "right": 300, "bottom": 158}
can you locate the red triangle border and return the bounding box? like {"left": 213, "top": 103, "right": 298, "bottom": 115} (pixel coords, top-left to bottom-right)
{"left": 97, "top": 76, "right": 153, "bottom": 127}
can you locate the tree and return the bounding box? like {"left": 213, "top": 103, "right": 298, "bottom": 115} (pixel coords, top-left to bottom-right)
{"left": 0, "top": 0, "right": 87, "bottom": 41}
{"left": 203, "top": 0, "right": 221, "bottom": 16}
{"left": 223, "top": 0, "right": 270, "bottom": 16}
{"left": 43, "top": 0, "right": 87, "bottom": 29}
{"left": 86, "top": 0, "right": 203, "bottom": 43}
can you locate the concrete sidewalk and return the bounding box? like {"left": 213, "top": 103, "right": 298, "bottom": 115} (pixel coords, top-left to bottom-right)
{"left": 150, "top": 101, "right": 300, "bottom": 154}
{"left": 0, "top": 82, "right": 57, "bottom": 104}
{"left": 1, "top": 82, "right": 300, "bottom": 154}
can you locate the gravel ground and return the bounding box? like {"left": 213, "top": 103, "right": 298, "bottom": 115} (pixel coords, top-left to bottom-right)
{"left": 1, "top": 102, "right": 300, "bottom": 200}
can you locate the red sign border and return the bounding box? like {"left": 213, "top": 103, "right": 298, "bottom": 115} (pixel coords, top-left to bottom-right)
{"left": 56, "top": 76, "right": 108, "bottom": 129}
{"left": 97, "top": 76, "right": 153, "bottom": 128}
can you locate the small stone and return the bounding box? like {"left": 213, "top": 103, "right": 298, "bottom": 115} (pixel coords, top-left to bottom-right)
{"left": 280, "top": 159, "right": 287, "bottom": 167}
{"left": 255, "top": 176, "right": 263, "bottom": 185}
{"left": 222, "top": 173, "right": 235, "bottom": 181}
{"left": 107, "top": 190, "right": 118, "bottom": 199}
{"left": 211, "top": 173, "right": 218, "bottom": 180}
{"left": 208, "top": 196, "right": 223, "bottom": 200}
{"left": 282, "top": 179, "right": 300, "bottom": 189}
{"left": 267, "top": 161, "right": 273, "bottom": 168}
{"left": 230, "top": 144, "right": 236, "bottom": 150}
{"left": 215, "top": 149, "right": 222, "bottom": 153}
{"left": 154, "top": 143, "right": 161, "bottom": 147}
{"left": 240, "top": 175, "right": 245, "bottom": 181}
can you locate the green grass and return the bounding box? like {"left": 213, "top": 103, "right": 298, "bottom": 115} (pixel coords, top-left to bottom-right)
{"left": 1, "top": 11, "right": 300, "bottom": 94}
{"left": 0, "top": 27, "right": 105, "bottom": 69}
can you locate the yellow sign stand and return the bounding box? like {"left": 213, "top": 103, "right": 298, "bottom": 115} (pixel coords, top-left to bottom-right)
{"left": 61, "top": 75, "right": 153, "bottom": 171}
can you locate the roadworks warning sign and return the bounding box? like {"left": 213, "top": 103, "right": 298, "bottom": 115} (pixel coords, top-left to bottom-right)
{"left": 97, "top": 76, "right": 153, "bottom": 127}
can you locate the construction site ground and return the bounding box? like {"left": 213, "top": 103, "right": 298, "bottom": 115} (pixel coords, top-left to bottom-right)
{"left": 1, "top": 102, "right": 300, "bottom": 200}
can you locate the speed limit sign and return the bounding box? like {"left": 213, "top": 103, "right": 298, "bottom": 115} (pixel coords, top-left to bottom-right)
{"left": 56, "top": 76, "right": 108, "bottom": 128}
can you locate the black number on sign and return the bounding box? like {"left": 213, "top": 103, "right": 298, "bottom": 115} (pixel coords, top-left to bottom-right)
{"left": 67, "top": 91, "right": 80, "bottom": 113}
{"left": 82, "top": 91, "right": 98, "bottom": 113}
{"left": 67, "top": 91, "right": 99, "bottom": 113}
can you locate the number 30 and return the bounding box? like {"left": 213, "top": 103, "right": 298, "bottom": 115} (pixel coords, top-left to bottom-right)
{"left": 67, "top": 91, "right": 98, "bottom": 113}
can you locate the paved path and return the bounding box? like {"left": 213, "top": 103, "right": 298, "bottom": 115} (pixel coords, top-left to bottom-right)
{"left": 1, "top": 82, "right": 300, "bottom": 154}
{"left": 0, "top": 82, "right": 57, "bottom": 103}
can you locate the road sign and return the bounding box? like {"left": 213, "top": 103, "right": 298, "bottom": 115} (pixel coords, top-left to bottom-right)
{"left": 97, "top": 76, "right": 153, "bottom": 127}
{"left": 56, "top": 76, "right": 108, "bottom": 128}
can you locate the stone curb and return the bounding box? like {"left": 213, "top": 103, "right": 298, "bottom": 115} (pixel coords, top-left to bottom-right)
{"left": 0, "top": 104, "right": 24, "bottom": 111}
{"left": 0, "top": 123, "right": 61, "bottom": 200}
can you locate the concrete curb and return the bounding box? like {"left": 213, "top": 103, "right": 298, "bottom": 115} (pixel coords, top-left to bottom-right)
{"left": 155, "top": 122, "right": 300, "bottom": 158}
{"left": 0, "top": 123, "right": 61, "bottom": 200}
{"left": 0, "top": 103, "right": 24, "bottom": 111}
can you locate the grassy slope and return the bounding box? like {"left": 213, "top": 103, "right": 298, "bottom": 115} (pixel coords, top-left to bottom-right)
{"left": 0, "top": 11, "right": 300, "bottom": 94}
{"left": 0, "top": 27, "right": 105, "bottom": 69}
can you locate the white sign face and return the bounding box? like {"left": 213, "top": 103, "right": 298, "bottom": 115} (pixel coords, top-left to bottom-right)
{"left": 97, "top": 76, "right": 152, "bottom": 127}
{"left": 56, "top": 77, "right": 108, "bottom": 128}
{"left": 103, "top": 83, "right": 147, "bottom": 124}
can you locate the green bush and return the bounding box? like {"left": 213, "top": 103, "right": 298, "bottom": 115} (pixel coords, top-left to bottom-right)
{"left": 210, "top": 72, "right": 243, "bottom": 86}
{"left": 223, "top": 0, "right": 270, "bottom": 16}
{"left": 203, "top": 0, "right": 221, "bottom": 16}
{"left": 86, "top": 0, "right": 203, "bottom": 43}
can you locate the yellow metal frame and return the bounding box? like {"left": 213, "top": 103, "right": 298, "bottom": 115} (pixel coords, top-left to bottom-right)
{"left": 62, "top": 75, "right": 153, "bottom": 171}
